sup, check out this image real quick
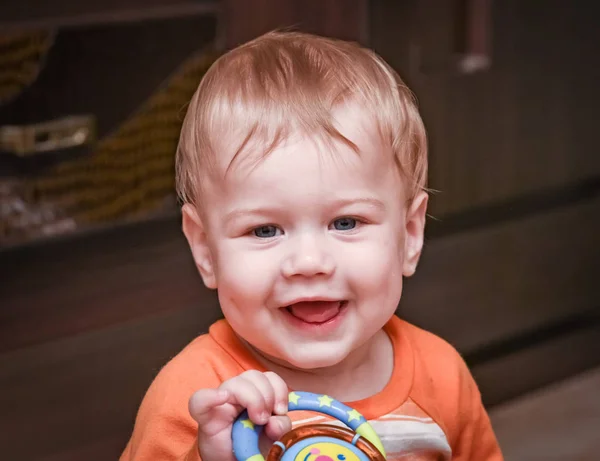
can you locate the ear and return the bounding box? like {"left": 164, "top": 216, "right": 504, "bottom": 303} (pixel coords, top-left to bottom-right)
{"left": 182, "top": 203, "right": 217, "bottom": 289}
{"left": 402, "top": 191, "right": 429, "bottom": 277}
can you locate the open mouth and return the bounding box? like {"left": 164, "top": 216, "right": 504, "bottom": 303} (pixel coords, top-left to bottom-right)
{"left": 285, "top": 300, "right": 348, "bottom": 324}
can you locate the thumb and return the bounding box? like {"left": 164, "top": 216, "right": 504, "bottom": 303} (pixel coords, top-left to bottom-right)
{"left": 263, "top": 415, "right": 292, "bottom": 441}
{"left": 188, "top": 388, "right": 230, "bottom": 425}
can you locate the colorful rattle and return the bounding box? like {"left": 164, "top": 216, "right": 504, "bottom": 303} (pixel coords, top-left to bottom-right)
{"left": 232, "top": 391, "right": 386, "bottom": 461}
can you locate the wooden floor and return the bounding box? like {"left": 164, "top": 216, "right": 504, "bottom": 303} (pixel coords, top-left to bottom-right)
{"left": 490, "top": 366, "right": 600, "bottom": 461}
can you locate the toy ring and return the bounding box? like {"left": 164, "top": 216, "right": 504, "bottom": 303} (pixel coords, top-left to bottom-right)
{"left": 232, "top": 391, "right": 386, "bottom": 461}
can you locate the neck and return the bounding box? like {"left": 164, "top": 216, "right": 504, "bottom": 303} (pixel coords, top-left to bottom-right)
{"left": 242, "top": 329, "right": 393, "bottom": 402}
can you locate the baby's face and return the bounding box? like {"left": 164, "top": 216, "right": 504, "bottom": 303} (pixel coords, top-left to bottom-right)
{"left": 184, "top": 107, "right": 427, "bottom": 370}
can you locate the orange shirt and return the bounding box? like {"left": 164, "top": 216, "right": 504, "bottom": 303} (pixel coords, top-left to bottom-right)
{"left": 120, "top": 316, "right": 503, "bottom": 460}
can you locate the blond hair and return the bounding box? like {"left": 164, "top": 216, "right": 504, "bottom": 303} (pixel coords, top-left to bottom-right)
{"left": 176, "top": 31, "right": 427, "bottom": 206}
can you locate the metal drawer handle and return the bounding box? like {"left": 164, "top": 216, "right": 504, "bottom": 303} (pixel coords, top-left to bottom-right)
{"left": 0, "top": 115, "right": 96, "bottom": 157}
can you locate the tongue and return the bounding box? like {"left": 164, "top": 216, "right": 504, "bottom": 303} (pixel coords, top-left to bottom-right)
{"left": 289, "top": 301, "right": 341, "bottom": 323}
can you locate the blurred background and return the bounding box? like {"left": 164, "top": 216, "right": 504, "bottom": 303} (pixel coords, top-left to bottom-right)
{"left": 0, "top": 0, "right": 598, "bottom": 459}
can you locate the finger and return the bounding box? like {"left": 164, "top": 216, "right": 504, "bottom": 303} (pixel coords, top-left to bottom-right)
{"left": 263, "top": 415, "right": 292, "bottom": 441}
{"left": 221, "top": 377, "right": 269, "bottom": 425}
{"left": 188, "top": 388, "right": 229, "bottom": 425}
{"left": 262, "top": 371, "right": 289, "bottom": 415}
{"left": 242, "top": 370, "right": 277, "bottom": 414}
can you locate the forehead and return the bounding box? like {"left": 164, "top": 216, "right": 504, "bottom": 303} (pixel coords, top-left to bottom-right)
{"left": 197, "top": 107, "right": 408, "bottom": 225}
{"left": 200, "top": 131, "right": 405, "bottom": 222}
{"left": 212, "top": 104, "right": 394, "bottom": 185}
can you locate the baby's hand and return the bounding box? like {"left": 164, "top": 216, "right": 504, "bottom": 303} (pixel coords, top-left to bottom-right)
{"left": 188, "top": 371, "right": 291, "bottom": 461}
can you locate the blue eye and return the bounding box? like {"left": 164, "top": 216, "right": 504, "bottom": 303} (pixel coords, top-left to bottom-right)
{"left": 337, "top": 455, "right": 346, "bottom": 460}
{"left": 332, "top": 217, "right": 357, "bottom": 231}
{"left": 253, "top": 225, "right": 281, "bottom": 238}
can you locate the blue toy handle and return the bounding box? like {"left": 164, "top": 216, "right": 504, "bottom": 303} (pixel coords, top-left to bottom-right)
{"left": 232, "top": 391, "right": 385, "bottom": 461}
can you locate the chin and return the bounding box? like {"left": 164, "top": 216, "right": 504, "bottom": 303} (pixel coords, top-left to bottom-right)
{"left": 282, "top": 348, "right": 351, "bottom": 370}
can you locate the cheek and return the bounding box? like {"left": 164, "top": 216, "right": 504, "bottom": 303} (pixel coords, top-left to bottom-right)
{"left": 214, "top": 245, "right": 277, "bottom": 304}
{"left": 341, "top": 236, "right": 404, "bottom": 292}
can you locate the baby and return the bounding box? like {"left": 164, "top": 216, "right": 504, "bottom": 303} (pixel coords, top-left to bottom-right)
{"left": 121, "top": 31, "right": 503, "bottom": 461}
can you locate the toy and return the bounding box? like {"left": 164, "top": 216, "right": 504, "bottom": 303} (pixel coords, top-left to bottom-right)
{"left": 232, "top": 391, "right": 386, "bottom": 461}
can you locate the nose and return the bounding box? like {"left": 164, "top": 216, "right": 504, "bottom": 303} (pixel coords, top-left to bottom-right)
{"left": 281, "top": 235, "right": 335, "bottom": 278}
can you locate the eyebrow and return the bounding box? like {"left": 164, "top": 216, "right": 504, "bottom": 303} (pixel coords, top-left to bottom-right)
{"left": 223, "top": 207, "right": 280, "bottom": 226}
{"left": 224, "top": 197, "right": 385, "bottom": 225}
{"left": 328, "top": 197, "right": 386, "bottom": 211}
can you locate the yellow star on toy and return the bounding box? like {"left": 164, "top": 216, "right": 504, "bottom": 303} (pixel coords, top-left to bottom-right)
{"left": 318, "top": 395, "right": 334, "bottom": 407}
{"left": 288, "top": 392, "right": 301, "bottom": 405}
{"left": 241, "top": 419, "right": 255, "bottom": 429}
{"left": 347, "top": 409, "right": 362, "bottom": 422}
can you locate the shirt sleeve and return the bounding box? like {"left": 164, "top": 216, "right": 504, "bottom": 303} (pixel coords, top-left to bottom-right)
{"left": 450, "top": 357, "right": 504, "bottom": 461}
{"left": 118, "top": 337, "right": 233, "bottom": 461}
{"left": 119, "top": 365, "right": 204, "bottom": 461}
{"left": 406, "top": 321, "right": 504, "bottom": 461}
